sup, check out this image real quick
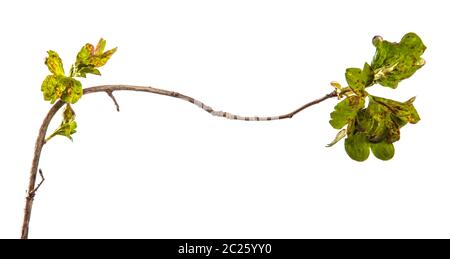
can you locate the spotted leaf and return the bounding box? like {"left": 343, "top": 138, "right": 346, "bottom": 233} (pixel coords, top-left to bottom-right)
{"left": 46, "top": 104, "right": 77, "bottom": 142}
{"left": 371, "top": 33, "right": 426, "bottom": 88}
{"left": 329, "top": 96, "right": 365, "bottom": 129}
{"left": 72, "top": 38, "right": 117, "bottom": 77}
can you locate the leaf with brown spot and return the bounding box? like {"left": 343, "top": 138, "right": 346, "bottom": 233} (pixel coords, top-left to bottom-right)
{"left": 371, "top": 33, "right": 426, "bottom": 88}
{"left": 329, "top": 96, "right": 365, "bottom": 129}
{"left": 45, "top": 50, "right": 65, "bottom": 76}
{"left": 73, "top": 39, "right": 117, "bottom": 77}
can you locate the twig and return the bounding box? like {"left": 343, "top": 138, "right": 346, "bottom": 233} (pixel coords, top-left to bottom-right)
{"left": 279, "top": 90, "right": 338, "bottom": 119}
{"left": 21, "top": 84, "right": 337, "bottom": 239}
{"left": 106, "top": 90, "right": 120, "bottom": 112}
{"left": 29, "top": 169, "right": 45, "bottom": 197}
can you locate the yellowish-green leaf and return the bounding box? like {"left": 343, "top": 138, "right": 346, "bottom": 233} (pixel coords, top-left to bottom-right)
{"left": 370, "top": 95, "right": 420, "bottom": 124}
{"left": 63, "top": 103, "right": 75, "bottom": 122}
{"left": 46, "top": 104, "right": 77, "bottom": 142}
{"left": 329, "top": 96, "right": 365, "bottom": 129}
{"left": 73, "top": 39, "right": 117, "bottom": 77}
{"left": 371, "top": 33, "right": 426, "bottom": 88}
{"left": 95, "top": 38, "right": 106, "bottom": 55}
{"left": 59, "top": 77, "right": 82, "bottom": 104}
{"left": 77, "top": 66, "right": 101, "bottom": 77}
{"left": 89, "top": 47, "right": 118, "bottom": 67}
{"left": 41, "top": 75, "right": 65, "bottom": 103}
{"left": 326, "top": 129, "right": 347, "bottom": 147}
{"left": 46, "top": 120, "right": 77, "bottom": 142}
{"left": 76, "top": 44, "right": 94, "bottom": 66}
{"left": 41, "top": 75, "right": 82, "bottom": 104}
{"left": 45, "top": 50, "right": 65, "bottom": 76}
{"left": 345, "top": 63, "right": 374, "bottom": 95}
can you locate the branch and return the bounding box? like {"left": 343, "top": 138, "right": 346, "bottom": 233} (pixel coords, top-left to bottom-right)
{"left": 106, "top": 90, "right": 120, "bottom": 112}
{"left": 21, "top": 100, "right": 64, "bottom": 239}
{"left": 21, "top": 84, "right": 337, "bottom": 239}
{"left": 84, "top": 85, "right": 337, "bottom": 121}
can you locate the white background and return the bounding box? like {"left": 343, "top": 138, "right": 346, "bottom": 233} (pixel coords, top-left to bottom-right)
{"left": 1, "top": 0, "right": 449, "bottom": 239}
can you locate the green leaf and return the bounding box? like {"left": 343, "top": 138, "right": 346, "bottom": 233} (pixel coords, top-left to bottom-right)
{"left": 63, "top": 103, "right": 75, "bottom": 122}
{"left": 345, "top": 63, "right": 374, "bottom": 95}
{"left": 385, "top": 118, "right": 401, "bottom": 143}
{"left": 371, "top": 32, "right": 426, "bottom": 88}
{"left": 370, "top": 142, "right": 395, "bottom": 160}
{"left": 46, "top": 104, "right": 77, "bottom": 142}
{"left": 45, "top": 50, "right": 65, "bottom": 76}
{"left": 41, "top": 75, "right": 65, "bottom": 103}
{"left": 59, "top": 77, "right": 83, "bottom": 104}
{"left": 370, "top": 95, "right": 420, "bottom": 124}
{"left": 76, "top": 44, "right": 93, "bottom": 66}
{"left": 344, "top": 133, "right": 370, "bottom": 162}
{"left": 77, "top": 66, "right": 101, "bottom": 77}
{"left": 73, "top": 39, "right": 117, "bottom": 77}
{"left": 41, "top": 75, "right": 83, "bottom": 104}
{"left": 46, "top": 120, "right": 77, "bottom": 142}
{"left": 355, "top": 108, "right": 385, "bottom": 143}
{"left": 355, "top": 95, "right": 420, "bottom": 144}
{"left": 329, "top": 96, "right": 365, "bottom": 129}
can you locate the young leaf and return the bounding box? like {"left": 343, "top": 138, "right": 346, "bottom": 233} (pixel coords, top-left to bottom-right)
{"left": 76, "top": 43, "right": 93, "bottom": 66}
{"left": 41, "top": 75, "right": 66, "bottom": 103}
{"left": 370, "top": 142, "right": 395, "bottom": 160}
{"left": 326, "top": 129, "right": 347, "bottom": 147}
{"left": 77, "top": 66, "right": 101, "bottom": 77}
{"left": 345, "top": 63, "right": 374, "bottom": 95}
{"left": 73, "top": 38, "right": 117, "bottom": 77}
{"left": 95, "top": 38, "right": 107, "bottom": 55}
{"left": 329, "top": 96, "right": 365, "bottom": 129}
{"left": 59, "top": 77, "right": 83, "bottom": 104}
{"left": 344, "top": 133, "right": 370, "bottom": 162}
{"left": 89, "top": 47, "right": 118, "bottom": 67}
{"left": 46, "top": 104, "right": 77, "bottom": 142}
{"left": 41, "top": 75, "right": 83, "bottom": 104}
{"left": 371, "top": 33, "right": 426, "bottom": 88}
{"left": 46, "top": 120, "right": 77, "bottom": 142}
{"left": 45, "top": 50, "right": 65, "bottom": 76}
{"left": 63, "top": 103, "right": 75, "bottom": 122}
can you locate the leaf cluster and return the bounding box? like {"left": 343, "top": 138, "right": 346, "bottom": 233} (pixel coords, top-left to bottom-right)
{"left": 41, "top": 39, "right": 116, "bottom": 141}
{"left": 328, "top": 33, "right": 425, "bottom": 161}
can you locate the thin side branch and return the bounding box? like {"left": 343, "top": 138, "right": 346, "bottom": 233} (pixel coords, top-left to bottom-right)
{"left": 29, "top": 169, "right": 45, "bottom": 197}
{"left": 21, "top": 84, "right": 337, "bottom": 239}
{"left": 106, "top": 90, "right": 120, "bottom": 112}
